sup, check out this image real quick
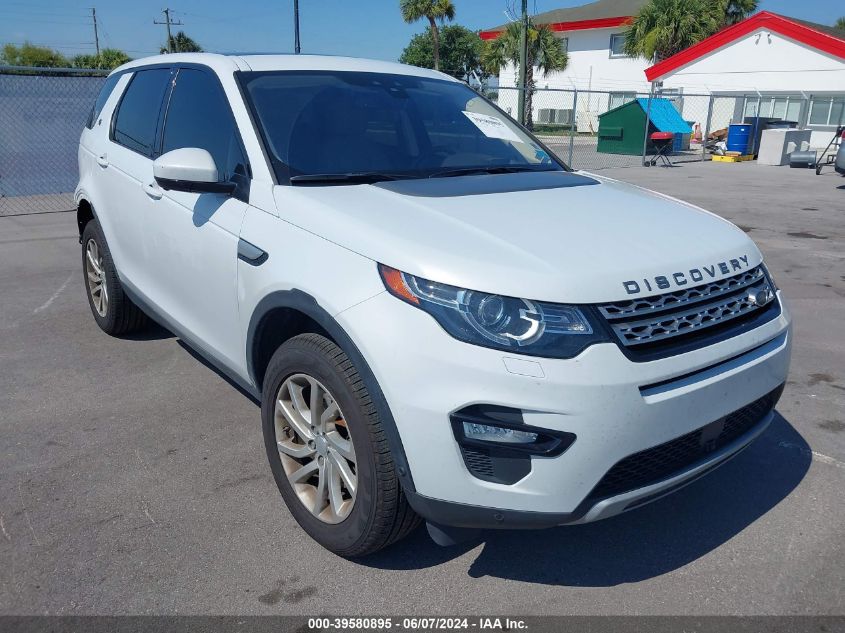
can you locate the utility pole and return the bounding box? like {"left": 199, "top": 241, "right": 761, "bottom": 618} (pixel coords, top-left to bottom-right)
{"left": 517, "top": 0, "right": 529, "bottom": 125}
{"left": 91, "top": 7, "right": 100, "bottom": 57}
{"left": 154, "top": 8, "right": 183, "bottom": 53}
{"left": 293, "top": 0, "right": 301, "bottom": 54}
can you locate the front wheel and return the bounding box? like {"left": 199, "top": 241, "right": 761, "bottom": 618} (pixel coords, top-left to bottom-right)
{"left": 261, "top": 333, "right": 420, "bottom": 556}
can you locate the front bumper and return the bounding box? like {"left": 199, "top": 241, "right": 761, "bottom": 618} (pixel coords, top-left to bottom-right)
{"left": 337, "top": 290, "right": 792, "bottom": 528}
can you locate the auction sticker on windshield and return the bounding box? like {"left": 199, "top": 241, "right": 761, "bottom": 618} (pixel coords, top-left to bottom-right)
{"left": 462, "top": 111, "right": 523, "bottom": 143}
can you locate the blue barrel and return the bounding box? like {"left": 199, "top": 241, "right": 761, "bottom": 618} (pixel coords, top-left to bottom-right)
{"left": 727, "top": 124, "right": 752, "bottom": 154}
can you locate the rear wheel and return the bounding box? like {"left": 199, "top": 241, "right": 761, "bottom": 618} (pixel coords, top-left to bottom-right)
{"left": 81, "top": 219, "right": 147, "bottom": 335}
{"left": 262, "top": 333, "right": 420, "bottom": 556}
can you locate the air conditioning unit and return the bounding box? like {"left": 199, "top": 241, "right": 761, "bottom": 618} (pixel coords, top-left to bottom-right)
{"left": 537, "top": 108, "right": 573, "bottom": 125}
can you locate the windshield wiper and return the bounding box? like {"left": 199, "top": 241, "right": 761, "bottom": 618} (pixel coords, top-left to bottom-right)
{"left": 428, "top": 166, "right": 558, "bottom": 179}
{"left": 289, "top": 172, "right": 412, "bottom": 185}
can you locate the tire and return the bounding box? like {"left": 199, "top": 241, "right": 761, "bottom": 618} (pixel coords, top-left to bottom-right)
{"left": 81, "top": 219, "right": 147, "bottom": 335}
{"left": 261, "top": 333, "right": 420, "bottom": 557}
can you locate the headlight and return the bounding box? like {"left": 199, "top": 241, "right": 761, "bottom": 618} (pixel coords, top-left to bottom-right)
{"left": 378, "top": 264, "right": 608, "bottom": 358}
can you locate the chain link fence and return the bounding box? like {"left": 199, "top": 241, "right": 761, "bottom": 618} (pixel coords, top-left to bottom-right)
{"left": 0, "top": 65, "right": 827, "bottom": 217}
{"left": 0, "top": 66, "right": 107, "bottom": 216}
{"left": 491, "top": 86, "right": 819, "bottom": 172}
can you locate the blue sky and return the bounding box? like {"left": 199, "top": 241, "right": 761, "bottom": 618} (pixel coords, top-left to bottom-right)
{"left": 1, "top": 0, "right": 841, "bottom": 61}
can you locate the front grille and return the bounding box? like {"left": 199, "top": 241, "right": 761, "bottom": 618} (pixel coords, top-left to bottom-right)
{"left": 597, "top": 266, "right": 778, "bottom": 358}
{"left": 588, "top": 384, "right": 784, "bottom": 500}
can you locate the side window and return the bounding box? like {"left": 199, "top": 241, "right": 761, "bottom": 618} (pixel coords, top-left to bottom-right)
{"left": 86, "top": 72, "right": 122, "bottom": 129}
{"left": 161, "top": 69, "right": 248, "bottom": 183}
{"left": 112, "top": 68, "right": 171, "bottom": 156}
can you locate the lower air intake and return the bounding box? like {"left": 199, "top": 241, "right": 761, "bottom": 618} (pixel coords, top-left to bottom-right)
{"left": 588, "top": 384, "right": 784, "bottom": 500}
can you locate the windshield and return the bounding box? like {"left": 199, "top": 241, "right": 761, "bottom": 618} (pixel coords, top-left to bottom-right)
{"left": 237, "top": 70, "right": 564, "bottom": 183}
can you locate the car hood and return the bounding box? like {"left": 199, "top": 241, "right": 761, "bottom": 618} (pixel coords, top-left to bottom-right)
{"left": 272, "top": 171, "right": 761, "bottom": 304}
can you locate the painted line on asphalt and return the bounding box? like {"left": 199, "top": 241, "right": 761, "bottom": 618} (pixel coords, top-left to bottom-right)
{"left": 778, "top": 441, "right": 845, "bottom": 470}
{"left": 33, "top": 272, "right": 74, "bottom": 314}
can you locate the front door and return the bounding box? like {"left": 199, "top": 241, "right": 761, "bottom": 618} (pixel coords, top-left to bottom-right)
{"left": 139, "top": 66, "right": 251, "bottom": 372}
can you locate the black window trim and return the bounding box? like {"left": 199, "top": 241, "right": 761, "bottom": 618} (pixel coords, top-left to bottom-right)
{"left": 108, "top": 62, "right": 253, "bottom": 201}
{"left": 158, "top": 64, "right": 252, "bottom": 177}
{"left": 86, "top": 72, "right": 123, "bottom": 130}
{"left": 109, "top": 63, "right": 175, "bottom": 159}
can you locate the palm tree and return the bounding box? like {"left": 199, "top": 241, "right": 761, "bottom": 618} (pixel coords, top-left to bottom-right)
{"left": 160, "top": 31, "right": 203, "bottom": 54}
{"left": 624, "top": 0, "right": 758, "bottom": 61}
{"left": 623, "top": 0, "right": 719, "bottom": 61}
{"left": 481, "top": 21, "right": 568, "bottom": 129}
{"left": 719, "top": 0, "right": 758, "bottom": 26}
{"left": 399, "top": 0, "right": 456, "bottom": 71}
{"left": 835, "top": 17, "right": 845, "bottom": 31}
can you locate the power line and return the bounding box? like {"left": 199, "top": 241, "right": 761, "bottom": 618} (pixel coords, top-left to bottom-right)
{"left": 0, "top": 15, "right": 91, "bottom": 25}
{"left": 153, "top": 8, "right": 183, "bottom": 54}
{"left": 0, "top": 7, "right": 90, "bottom": 18}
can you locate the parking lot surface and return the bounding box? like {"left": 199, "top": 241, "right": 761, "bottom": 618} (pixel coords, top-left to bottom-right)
{"left": 1, "top": 161, "right": 843, "bottom": 615}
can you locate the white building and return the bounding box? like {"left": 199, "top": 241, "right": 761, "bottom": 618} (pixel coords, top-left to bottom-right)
{"left": 481, "top": 0, "right": 650, "bottom": 132}
{"left": 483, "top": 3, "right": 845, "bottom": 145}
{"left": 646, "top": 11, "right": 845, "bottom": 147}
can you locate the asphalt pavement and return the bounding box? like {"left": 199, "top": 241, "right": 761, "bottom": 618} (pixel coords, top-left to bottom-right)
{"left": 1, "top": 161, "right": 843, "bottom": 615}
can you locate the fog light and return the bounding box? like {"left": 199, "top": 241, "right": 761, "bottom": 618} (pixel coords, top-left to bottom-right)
{"left": 462, "top": 422, "right": 539, "bottom": 444}
{"left": 451, "top": 405, "right": 576, "bottom": 457}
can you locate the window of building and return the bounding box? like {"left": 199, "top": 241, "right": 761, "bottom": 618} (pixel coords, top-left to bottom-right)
{"left": 112, "top": 68, "right": 171, "bottom": 156}
{"left": 742, "top": 95, "right": 805, "bottom": 124}
{"left": 609, "top": 91, "right": 636, "bottom": 110}
{"left": 808, "top": 97, "right": 845, "bottom": 127}
{"left": 609, "top": 33, "right": 628, "bottom": 57}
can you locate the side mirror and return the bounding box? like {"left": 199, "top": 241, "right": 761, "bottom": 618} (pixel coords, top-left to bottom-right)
{"left": 153, "top": 148, "right": 235, "bottom": 194}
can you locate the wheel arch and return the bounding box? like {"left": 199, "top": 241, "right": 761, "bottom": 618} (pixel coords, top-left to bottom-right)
{"left": 247, "top": 289, "right": 416, "bottom": 493}
{"left": 76, "top": 197, "right": 96, "bottom": 240}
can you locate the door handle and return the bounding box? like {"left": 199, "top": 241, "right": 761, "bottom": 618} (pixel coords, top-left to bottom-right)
{"left": 237, "top": 239, "right": 269, "bottom": 266}
{"left": 143, "top": 182, "right": 163, "bottom": 200}
{"left": 96, "top": 154, "right": 109, "bottom": 168}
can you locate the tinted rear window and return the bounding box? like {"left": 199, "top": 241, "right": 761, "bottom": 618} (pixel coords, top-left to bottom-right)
{"left": 112, "top": 68, "right": 171, "bottom": 156}
{"left": 86, "top": 72, "right": 122, "bottom": 129}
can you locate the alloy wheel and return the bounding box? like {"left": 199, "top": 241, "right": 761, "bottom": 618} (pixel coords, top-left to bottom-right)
{"left": 274, "top": 373, "right": 357, "bottom": 524}
{"left": 85, "top": 239, "right": 108, "bottom": 317}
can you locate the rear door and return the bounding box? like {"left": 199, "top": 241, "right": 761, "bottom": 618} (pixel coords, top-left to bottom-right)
{"left": 139, "top": 66, "right": 250, "bottom": 371}
{"left": 98, "top": 67, "right": 173, "bottom": 289}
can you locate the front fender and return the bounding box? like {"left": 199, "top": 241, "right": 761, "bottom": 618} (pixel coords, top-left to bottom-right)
{"left": 246, "top": 288, "right": 416, "bottom": 493}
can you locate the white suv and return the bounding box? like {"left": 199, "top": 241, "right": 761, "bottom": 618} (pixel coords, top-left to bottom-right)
{"left": 76, "top": 53, "right": 792, "bottom": 556}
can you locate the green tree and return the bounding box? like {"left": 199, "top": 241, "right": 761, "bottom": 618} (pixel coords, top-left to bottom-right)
{"left": 719, "top": 0, "right": 758, "bottom": 26}
{"left": 399, "top": 24, "right": 487, "bottom": 82}
{"left": 71, "top": 48, "right": 131, "bottom": 70}
{"left": 835, "top": 17, "right": 845, "bottom": 31}
{"left": 623, "top": 0, "right": 757, "bottom": 61}
{"left": 481, "top": 20, "right": 568, "bottom": 129}
{"left": 161, "top": 31, "right": 202, "bottom": 54}
{"left": 1, "top": 42, "right": 68, "bottom": 68}
{"left": 399, "top": 0, "right": 456, "bottom": 71}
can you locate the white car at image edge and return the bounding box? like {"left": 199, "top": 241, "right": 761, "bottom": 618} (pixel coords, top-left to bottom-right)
{"left": 75, "top": 53, "right": 792, "bottom": 556}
